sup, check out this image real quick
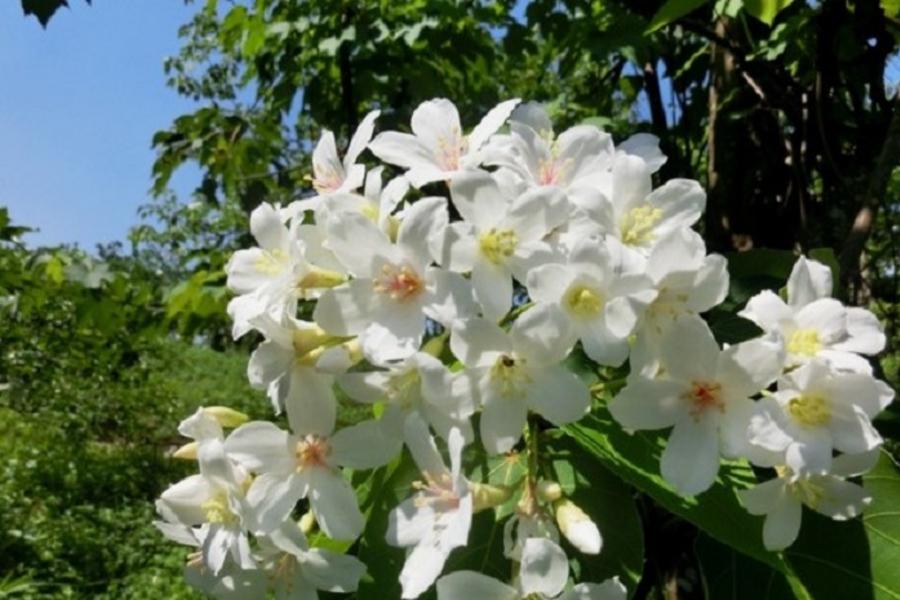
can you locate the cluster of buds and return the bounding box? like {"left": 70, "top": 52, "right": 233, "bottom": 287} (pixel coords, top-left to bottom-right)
{"left": 154, "top": 97, "right": 892, "bottom": 598}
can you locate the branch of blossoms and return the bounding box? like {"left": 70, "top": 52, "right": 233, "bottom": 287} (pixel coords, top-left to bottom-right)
{"left": 154, "top": 97, "right": 894, "bottom": 598}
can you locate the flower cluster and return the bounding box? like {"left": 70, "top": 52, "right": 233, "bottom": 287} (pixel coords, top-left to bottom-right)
{"left": 154, "top": 98, "right": 893, "bottom": 598}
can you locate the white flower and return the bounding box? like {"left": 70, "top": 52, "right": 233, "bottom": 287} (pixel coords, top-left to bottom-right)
{"left": 485, "top": 102, "right": 615, "bottom": 191}
{"left": 617, "top": 132, "right": 667, "bottom": 173}
{"left": 309, "top": 109, "right": 379, "bottom": 195}
{"left": 246, "top": 312, "right": 357, "bottom": 415}
{"left": 156, "top": 439, "right": 255, "bottom": 575}
{"left": 526, "top": 236, "right": 657, "bottom": 366}
{"left": 630, "top": 229, "right": 729, "bottom": 374}
{"left": 315, "top": 166, "right": 410, "bottom": 239}
{"left": 739, "top": 256, "right": 886, "bottom": 374}
{"left": 608, "top": 315, "right": 785, "bottom": 495}
{"left": 224, "top": 391, "right": 401, "bottom": 540}
{"left": 444, "top": 170, "right": 567, "bottom": 320}
{"left": 503, "top": 511, "right": 560, "bottom": 561}
{"left": 184, "top": 558, "right": 266, "bottom": 600}
{"left": 747, "top": 360, "right": 892, "bottom": 475}
{"left": 258, "top": 521, "right": 367, "bottom": 599}
{"left": 226, "top": 203, "right": 346, "bottom": 338}
{"left": 369, "top": 98, "right": 521, "bottom": 187}
{"left": 388, "top": 419, "right": 472, "bottom": 599}
{"left": 590, "top": 155, "right": 705, "bottom": 256}
{"left": 178, "top": 407, "right": 226, "bottom": 444}
{"left": 436, "top": 539, "right": 626, "bottom": 600}
{"left": 338, "top": 351, "right": 476, "bottom": 443}
{"left": 450, "top": 311, "right": 591, "bottom": 455}
{"left": 738, "top": 451, "right": 877, "bottom": 550}
{"left": 314, "top": 198, "right": 476, "bottom": 364}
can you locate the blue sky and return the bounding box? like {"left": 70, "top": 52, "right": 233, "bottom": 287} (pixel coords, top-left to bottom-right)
{"left": 0, "top": 1, "right": 200, "bottom": 249}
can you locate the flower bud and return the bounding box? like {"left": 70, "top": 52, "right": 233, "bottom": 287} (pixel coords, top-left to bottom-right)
{"left": 202, "top": 406, "right": 249, "bottom": 429}
{"left": 296, "top": 266, "right": 346, "bottom": 290}
{"left": 299, "top": 511, "right": 317, "bottom": 535}
{"left": 470, "top": 482, "right": 515, "bottom": 512}
{"left": 536, "top": 479, "right": 563, "bottom": 502}
{"left": 172, "top": 441, "right": 199, "bottom": 460}
{"left": 554, "top": 498, "right": 602, "bottom": 554}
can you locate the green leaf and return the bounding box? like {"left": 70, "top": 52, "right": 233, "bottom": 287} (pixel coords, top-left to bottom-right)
{"left": 742, "top": 0, "right": 795, "bottom": 25}
{"left": 646, "top": 0, "right": 712, "bottom": 33}
{"left": 569, "top": 409, "right": 900, "bottom": 599}
{"left": 565, "top": 409, "right": 788, "bottom": 572}
{"left": 726, "top": 249, "right": 796, "bottom": 303}
{"left": 782, "top": 452, "right": 900, "bottom": 600}
{"left": 355, "top": 451, "right": 429, "bottom": 598}
{"left": 697, "top": 534, "right": 801, "bottom": 599}
{"left": 883, "top": 0, "right": 900, "bottom": 19}
{"left": 545, "top": 434, "right": 645, "bottom": 594}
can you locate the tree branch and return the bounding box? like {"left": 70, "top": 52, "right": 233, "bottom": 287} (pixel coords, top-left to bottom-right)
{"left": 839, "top": 100, "right": 900, "bottom": 301}
{"left": 643, "top": 60, "right": 668, "bottom": 134}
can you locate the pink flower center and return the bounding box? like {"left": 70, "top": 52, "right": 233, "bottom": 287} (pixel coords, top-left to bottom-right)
{"left": 295, "top": 434, "right": 332, "bottom": 470}
{"left": 685, "top": 380, "right": 724, "bottom": 418}
{"left": 312, "top": 164, "right": 344, "bottom": 193}
{"left": 374, "top": 264, "right": 424, "bottom": 302}
{"left": 413, "top": 473, "right": 460, "bottom": 511}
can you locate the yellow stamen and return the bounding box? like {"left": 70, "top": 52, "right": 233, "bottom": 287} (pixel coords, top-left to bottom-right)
{"left": 620, "top": 205, "right": 663, "bottom": 246}
{"left": 490, "top": 354, "right": 530, "bottom": 397}
{"left": 255, "top": 248, "right": 289, "bottom": 275}
{"left": 479, "top": 228, "right": 518, "bottom": 264}
{"left": 563, "top": 285, "right": 604, "bottom": 317}
{"left": 787, "top": 394, "right": 831, "bottom": 427}
{"left": 787, "top": 329, "right": 821, "bottom": 357}
{"left": 201, "top": 491, "right": 238, "bottom": 525}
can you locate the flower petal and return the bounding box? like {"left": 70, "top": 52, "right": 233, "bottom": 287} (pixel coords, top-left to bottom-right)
{"left": 302, "top": 548, "right": 367, "bottom": 593}
{"left": 250, "top": 202, "right": 289, "bottom": 251}
{"left": 661, "top": 412, "right": 721, "bottom": 496}
{"left": 660, "top": 315, "right": 720, "bottom": 382}
{"left": 224, "top": 421, "right": 293, "bottom": 473}
{"left": 331, "top": 416, "right": 403, "bottom": 469}
{"left": 313, "top": 279, "right": 377, "bottom": 336}
{"left": 285, "top": 367, "right": 336, "bottom": 437}
{"left": 472, "top": 257, "right": 513, "bottom": 321}
{"left": 608, "top": 377, "right": 686, "bottom": 430}
{"left": 468, "top": 98, "right": 520, "bottom": 151}
{"left": 762, "top": 491, "right": 802, "bottom": 550}
{"left": 344, "top": 109, "right": 380, "bottom": 167}
{"left": 480, "top": 393, "right": 527, "bottom": 455}
{"left": 449, "top": 170, "right": 508, "bottom": 229}
{"left": 369, "top": 131, "right": 437, "bottom": 171}
{"left": 519, "top": 537, "right": 569, "bottom": 597}
{"left": 811, "top": 477, "right": 872, "bottom": 520}
{"left": 399, "top": 544, "right": 448, "bottom": 599}
{"left": 511, "top": 303, "right": 573, "bottom": 365}
{"left": 308, "top": 468, "right": 364, "bottom": 540}
{"left": 787, "top": 256, "right": 833, "bottom": 308}
{"left": 436, "top": 571, "right": 518, "bottom": 600}
{"left": 527, "top": 365, "right": 590, "bottom": 425}
{"left": 450, "top": 317, "right": 511, "bottom": 367}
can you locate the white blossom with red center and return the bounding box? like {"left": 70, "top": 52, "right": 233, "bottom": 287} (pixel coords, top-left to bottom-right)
{"left": 309, "top": 110, "right": 380, "bottom": 197}
{"left": 609, "top": 315, "right": 785, "bottom": 496}
{"left": 223, "top": 382, "right": 403, "bottom": 541}
{"left": 369, "top": 97, "right": 520, "bottom": 188}
{"left": 314, "top": 197, "right": 477, "bottom": 366}
{"left": 387, "top": 418, "right": 473, "bottom": 599}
